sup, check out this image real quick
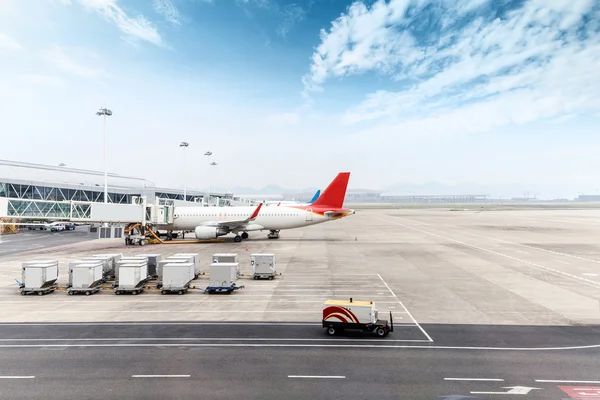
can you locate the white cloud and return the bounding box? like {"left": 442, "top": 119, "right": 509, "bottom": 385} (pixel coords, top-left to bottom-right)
{"left": 302, "top": 0, "right": 600, "bottom": 141}
{"left": 153, "top": 0, "right": 181, "bottom": 26}
{"left": 0, "top": 32, "right": 23, "bottom": 52}
{"left": 42, "top": 45, "right": 107, "bottom": 78}
{"left": 74, "top": 0, "right": 164, "bottom": 47}
{"left": 17, "top": 74, "right": 66, "bottom": 87}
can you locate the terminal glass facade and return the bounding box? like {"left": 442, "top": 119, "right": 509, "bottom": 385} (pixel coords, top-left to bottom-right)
{"left": 0, "top": 182, "right": 135, "bottom": 204}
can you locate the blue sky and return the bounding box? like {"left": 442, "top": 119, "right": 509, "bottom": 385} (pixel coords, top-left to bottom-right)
{"left": 1, "top": 0, "right": 599, "bottom": 197}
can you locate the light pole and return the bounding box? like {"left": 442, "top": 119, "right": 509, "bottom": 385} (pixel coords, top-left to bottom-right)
{"left": 210, "top": 161, "right": 218, "bottom": 200}
{"left": 204, "top": 151, "right": 212, "bottom": 205}
{"left": 96, "top": 107, "right": 112, "bottom": 203}
{"left": 180, "top": 142, "right": 189, "bottom": 201}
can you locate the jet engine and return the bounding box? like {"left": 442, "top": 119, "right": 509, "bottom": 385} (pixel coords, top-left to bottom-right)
{"left": 194, "top": 226, "right": 228, "bottom": 240}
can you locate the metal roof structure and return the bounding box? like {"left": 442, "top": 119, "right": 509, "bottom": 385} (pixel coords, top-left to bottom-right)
{"left": 0, "top": 159, "right": 156, "bottom": 190}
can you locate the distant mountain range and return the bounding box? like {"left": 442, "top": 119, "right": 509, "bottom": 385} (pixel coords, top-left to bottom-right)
{"left": 211, "top": 182, "right": 595, "bottom": 200}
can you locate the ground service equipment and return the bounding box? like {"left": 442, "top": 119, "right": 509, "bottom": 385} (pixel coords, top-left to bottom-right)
{"left": 115, "top": 264, "right": 147, "bottom": 295}
{"left": 90, "top": 254, "right": 122, "bottom": 278}
{"left": 161, "top": 262, "right": 195, "bottom": 295}
{"left": 212, "top": 253, "right": 238, "bottom": 263}
{"left": 68, "top": 260, "right": 104, "bottom": 285}
{"left": 157, "top": 256, "right": 194, "bottom": 282}
{"left": 250, "top": 253, "right": 276, "bottom": 280}
{"left": 68, "top": 263, "right": 103, "bottom": 295}
{"left": 18, "top": 260, "right": 59, "bottom": 295}
{"left": 322, "top": 298, "right": 394, "bottom": 337}
{"left": 206, "top": 262, "right": 243, "bottom": 294}
{"left": 115, "top": 257, "right": 147, "bottom": 281}
{"left": 137, "top": 253, "right": 163, "bottom": 278}
{"left": 172, "top": 253, "right": 201, "bottom": 278}
{"left": 79, "top": 257, "right": 111, "bottom": 279}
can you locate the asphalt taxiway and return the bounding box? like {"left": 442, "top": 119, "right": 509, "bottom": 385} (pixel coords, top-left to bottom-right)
{"left": 0, "top": 331, "right": 598, "bottom": 400}
{"left": 0, "top": 229, "right": 91, "bottom": 257}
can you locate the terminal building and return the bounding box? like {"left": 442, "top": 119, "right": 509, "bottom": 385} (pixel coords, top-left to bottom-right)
{"left": 0, "top": 159, "right": 232, "bottom": 220}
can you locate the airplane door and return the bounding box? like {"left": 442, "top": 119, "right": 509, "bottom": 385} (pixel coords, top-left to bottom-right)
{"left": 306, "top": 209, "right": 313, "bottom": 222}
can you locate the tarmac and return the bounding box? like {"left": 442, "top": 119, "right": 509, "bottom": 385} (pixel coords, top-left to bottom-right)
{"left": 2, "top": 207, "right": 600, "bottom": 326}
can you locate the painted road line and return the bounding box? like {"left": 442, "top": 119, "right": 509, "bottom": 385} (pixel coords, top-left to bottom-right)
{"left": 288, "top": 376, "right": 345, "bottom": 379}
{"left": 0, "top": 343, "right": 599, "bottom": 350}
{"left": 377, "top": 273, "right": 434, "bottom": 343}
{"left": 535, "top": 379, "right": 600, "bottom": 384}
{"left": 0, "top": 376, "right": 35, "bottom": 379}
{"left": 554, "top": 259, "right": 571, "bottom": 265}
{"left": 132, "top": 375, "right": 190, "bottom": 378}
{"left": 445, "top": 378, "right": 504, "bottom": 381}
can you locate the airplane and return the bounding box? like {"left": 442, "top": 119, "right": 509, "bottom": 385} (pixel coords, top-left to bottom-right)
{"left": 162, "top": 173, "right": 354, "bottom": 242}
{"left": 264, "top": 189, "right": 321, "bottom": 207}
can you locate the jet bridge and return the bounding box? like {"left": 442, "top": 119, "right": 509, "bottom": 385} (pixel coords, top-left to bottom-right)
{"left": 0, "top": 197, "right": 174, "bottom": 226}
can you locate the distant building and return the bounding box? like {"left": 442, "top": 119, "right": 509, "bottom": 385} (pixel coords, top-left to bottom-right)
{"left": 379, "top": 194, "right": 488, "bottom": 203}
{"left": 575, "top": 194, "right": 600, "bottom": 202}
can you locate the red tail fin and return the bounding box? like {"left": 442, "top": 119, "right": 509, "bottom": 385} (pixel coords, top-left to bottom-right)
{"left": 311, "top": 172, "right": 350, "bottom": 209}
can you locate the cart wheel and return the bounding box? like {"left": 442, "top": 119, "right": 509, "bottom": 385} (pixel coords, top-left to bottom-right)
{"left": 268, "top": 276, "right": 273, "bottom": 280}
{"left": 161, "top": 290, "right": 167, "bottom": 295}
{"left": 85, "top": 291, "right": 91, "bottom": 296}
{"left": 327, "top": 326, "right": 336, "bottom": 336}
{"left": 38, "top": 291, "right": 44, "bottom": 296}
{"left": 376, "top": 327, "right": 386, "bottom": 337}
{"left": 68, "top": 291, "right": 73, "bottom": 295}
{"left": 20, "top": 291, "right": 25, "bottom": 296}
{"left": 132, "top": 290, "right": 138, "bottom": 295}
{"left": 178, "top": 290, "right": 183, "bottom": 295}
{"left": 115, "top": 290, "right": 121, "bottom": 295}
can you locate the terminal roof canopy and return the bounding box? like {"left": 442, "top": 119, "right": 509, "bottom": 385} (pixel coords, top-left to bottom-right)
{"left": 0, "top": 159, "right": 156, "bottom": 190}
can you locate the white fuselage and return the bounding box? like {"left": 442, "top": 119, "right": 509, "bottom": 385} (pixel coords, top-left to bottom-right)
{"left": 165, "top": 206, "right": 329, "bottom": 232}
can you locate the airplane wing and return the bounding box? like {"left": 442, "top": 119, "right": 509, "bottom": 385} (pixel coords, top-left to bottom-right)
{"left": 196, "top": 202, "right": 263, "bottom": 230}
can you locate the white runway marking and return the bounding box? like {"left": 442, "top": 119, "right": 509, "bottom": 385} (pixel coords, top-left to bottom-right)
{"left": 288, "top": 375, "right": 345, "bottom": 379}
{"left": 553, "top": 259, "right": 571, "bottom": 265}
{"left": 0, "top": 376, "right": 35, "bottom": 379}
{"left": 378, "top": 217, "right": 600, "bottom": 290}
{"left": 0, "top": 335, "right": 425, "bottom": 343}
{"left": 377, "top": 273, "right": 433, "bottom": 342}
{"left": 132, "top": 375, "right": 190, "bottom": 378}
{"left": 445, "top": 378, "right": 504, "bottom": 381}
{"left": 0, "top": 343, "right": 598, "bottom": 350}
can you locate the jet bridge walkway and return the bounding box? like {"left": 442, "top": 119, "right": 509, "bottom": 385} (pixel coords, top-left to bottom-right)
{"left": 0, "top": 197, "right": 174, "bottom": 226}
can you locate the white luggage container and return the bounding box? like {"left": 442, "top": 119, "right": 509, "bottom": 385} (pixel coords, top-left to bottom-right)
{"left": 19, "top": 261, "right": 59, "bottom": 295}
{"left": 115, "top": 264, "right": 146, "bottom": 295}
{"left": 68, "top": 263, "right": 103, "bottom": 295}
{"left": 161, "top": 262, "right": 195, "bottom": 295}
{"left": 137, "top": 253, "right": 163, "bottom": 277}
{"left": 90, "top": 253, "right": 122, "bottom": 277}
{"left": 250, "top": 253, "right": 276, "bottom": 280}
{"left": 115, "top": 257, "right": 147, "bottom": 281}
{"left": 68, "top": 260, "right": 104, "bottom": 286}
{"left": 212, "top": 253, "right": 238, "bottom": 264}
{"left": 172, "top": 253, "right": 201, "bottom": 278}
{"left": 158, "top": 256, "right": 194, "bottom": 282}
{"left": 206, "top": 262, "right": 242, "bottom": 294}
{"left": 79, "top": 257, "right": 110, "bottom": 279}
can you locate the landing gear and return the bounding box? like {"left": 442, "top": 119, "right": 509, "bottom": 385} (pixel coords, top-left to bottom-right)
{"left": 241, "top": 232, "right": 249, "bottom": 239}
{"left": 234, "top": 235, "right": 242, "bottom": 243}
{"left": 267, "top": 230, "right": 280, "bottom": 239}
